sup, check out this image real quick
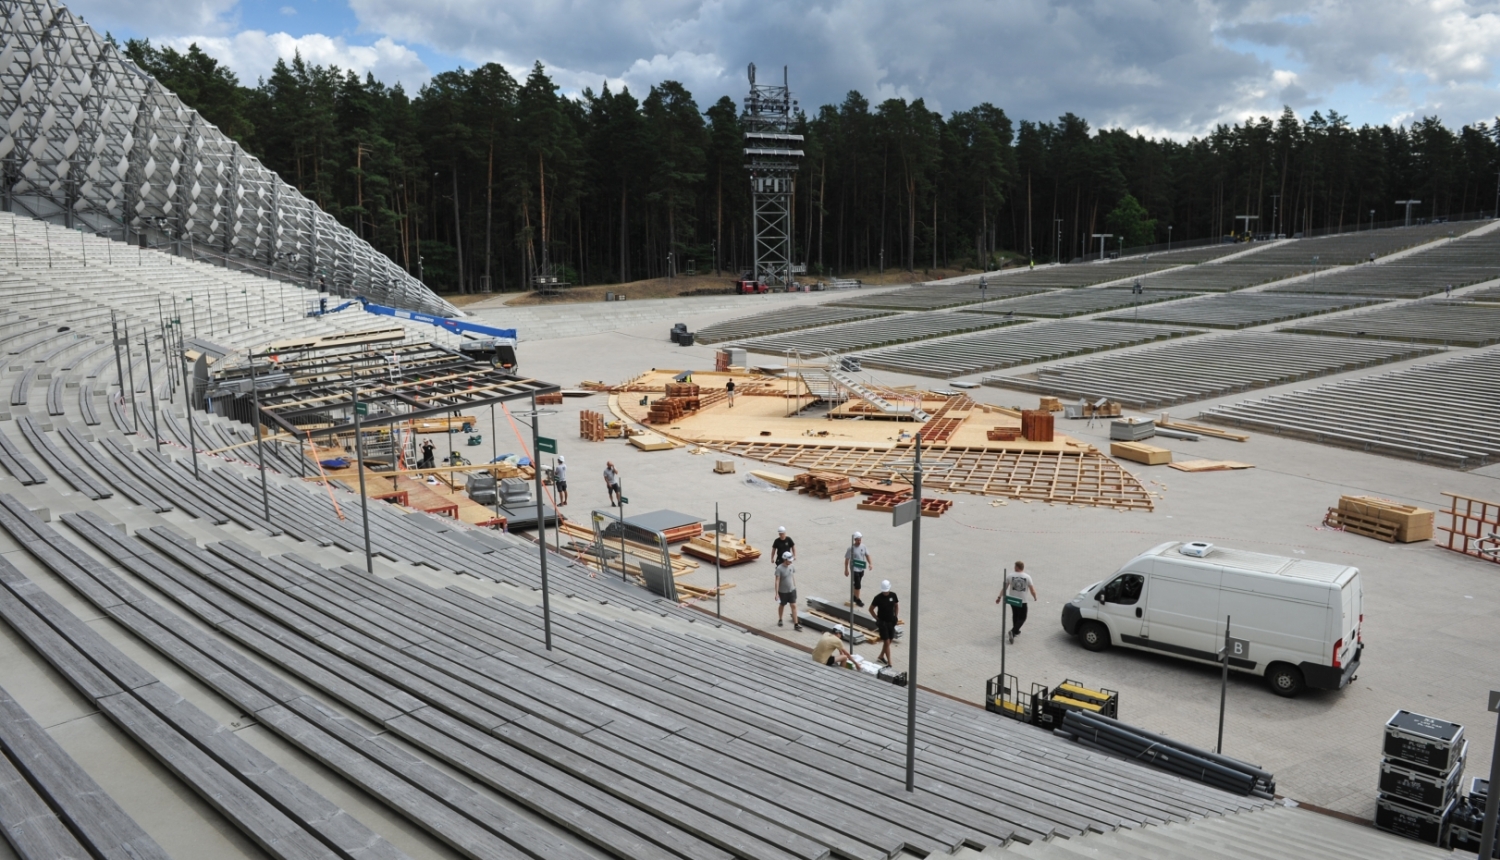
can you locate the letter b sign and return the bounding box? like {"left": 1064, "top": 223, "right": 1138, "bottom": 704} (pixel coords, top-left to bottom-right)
{"left": 1225, "top": 637, "right": 1250, "bottom": 659}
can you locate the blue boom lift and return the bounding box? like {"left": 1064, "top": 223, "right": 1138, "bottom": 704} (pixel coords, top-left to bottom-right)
{"left": 308, "top": 296, "right": 520, "bottom": 370}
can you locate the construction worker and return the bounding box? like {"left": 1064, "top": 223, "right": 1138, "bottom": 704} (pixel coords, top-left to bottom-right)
{"left": 419, "top": 439, "right": 435, "bottom": 469}
{"left": 844, "top": 532, "right": 872, "bottom": 607}
{"left": 775, "top": 552, "right": 800, "bottom": 631}
{"left": 604, "top": 461, "right": 621, "bottom": 506}
{"left": 554, "top": 455, "right": 568, "bottom": 506}
{"left": 996, "top": 561, "right": 1038, "bottom": 645}
{"left": 869, "top": 580, "right": 900, "bottom": 666}
{"left": 726, "top": 379, "right": 736, "bottom": 408}
{"left": 771, "top": 526, "right": 794, "bottom": 569}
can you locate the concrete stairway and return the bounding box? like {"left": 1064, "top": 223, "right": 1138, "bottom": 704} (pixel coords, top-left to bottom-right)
{"left": 953, "top": 804, "right": 1452, "bottom": 860}
{"left": 828, "top": 367, "right": 931, "bottom": 419}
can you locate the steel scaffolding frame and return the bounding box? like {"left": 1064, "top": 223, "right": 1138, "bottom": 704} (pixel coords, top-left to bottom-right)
{"left": 743, "top": 63, "right": 802, "bottom": 287}
{"left": 0, "top": 0, "right": 456, "bottom": 317}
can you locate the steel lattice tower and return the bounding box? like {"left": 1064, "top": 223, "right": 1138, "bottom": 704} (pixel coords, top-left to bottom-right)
{"left": 743, "top": 64, "right": 803, "bottom": 287}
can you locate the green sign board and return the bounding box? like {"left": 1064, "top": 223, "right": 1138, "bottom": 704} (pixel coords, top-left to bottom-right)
{"left": 537, "top": 435, "right": 557, "bottom": 454}
{"left": 619, "top": 497, "right": 629, "bottom": 505}
{"left": 353, "top": 402, "right": 368, "bottom": 416}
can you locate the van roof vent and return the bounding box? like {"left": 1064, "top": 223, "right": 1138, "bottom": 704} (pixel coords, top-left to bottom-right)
{"left": 1178, "top": 541, "right": 1213, "bottom": 558}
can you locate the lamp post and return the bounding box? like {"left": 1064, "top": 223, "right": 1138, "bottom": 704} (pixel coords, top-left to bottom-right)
{"left": 1370, "top": 209, "right": 1375, "bottom": 231}
{"left": 1054, "top": 218, "right": 1063, "bottom": 262}
{"left": 1167, "top": 225, "right": 1172, "bottom": 252}
{"left": 508, "top": 399, "right": 558, "bottom": 650}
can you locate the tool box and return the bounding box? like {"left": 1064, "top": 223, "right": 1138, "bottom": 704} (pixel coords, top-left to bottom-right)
{"left": 1384, "top": 710, "right": 1465, "bottom": 772}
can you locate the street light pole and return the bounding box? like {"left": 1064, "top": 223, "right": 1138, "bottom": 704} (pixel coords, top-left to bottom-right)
{"left": 528, "top": 393, "right": 553, "bottom": 651}
{"left": 903, "top": 434, "right": 923, "bottom": 793}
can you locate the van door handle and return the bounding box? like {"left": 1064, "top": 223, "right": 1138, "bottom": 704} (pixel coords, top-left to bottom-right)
{"left": 1135, "top": 608, "right": 1142, "bottom": 618}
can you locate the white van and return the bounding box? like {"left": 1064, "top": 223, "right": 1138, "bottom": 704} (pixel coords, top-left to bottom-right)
{"left": 1061, "top": 541, "right": 1363, "bottom": 697}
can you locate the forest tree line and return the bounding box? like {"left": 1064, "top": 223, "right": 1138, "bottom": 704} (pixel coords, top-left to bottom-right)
{"left": 123, "top": 39, "right": 1500, "bottom": 293}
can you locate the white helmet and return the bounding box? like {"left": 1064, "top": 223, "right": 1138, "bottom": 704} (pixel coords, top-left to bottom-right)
{"left": 881, "top": 580, "right": 891, "bottom": 592}
{"left": 777, "top": 526, "right": 786, "bottom": 533}
{"left": 782, "top": 551, "right": 793, "bottom": 560}
{"left": 852, "top": 531, "right": 863, "bottom": 539}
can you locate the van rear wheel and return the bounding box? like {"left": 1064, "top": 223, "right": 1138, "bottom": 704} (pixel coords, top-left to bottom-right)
{"left": 1079, "top": 621, "right": 1110, "bottom": 652}
{"left": 1267, "top": 663, "right": 1304, "bottom": 698}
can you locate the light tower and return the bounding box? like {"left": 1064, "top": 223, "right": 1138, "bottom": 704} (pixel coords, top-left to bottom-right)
{"left": 743, "top": 64, "right": 803, "bottom": 287}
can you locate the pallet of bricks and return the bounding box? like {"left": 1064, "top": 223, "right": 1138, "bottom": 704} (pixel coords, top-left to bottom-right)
{"left": 1020, "top": 409, "right": 1054, "bottom": 442}
{"left": 1324, "top": 495, "right": 1434, "bottom": 543}
{"left": 855, "top": 491, "right": 953, "bottom": 518}
{"left": 1376, "top": 710, "right": 1468, "bottom": 848}
{"left": 793, "top": 471, "right": 860, "bottom": 501}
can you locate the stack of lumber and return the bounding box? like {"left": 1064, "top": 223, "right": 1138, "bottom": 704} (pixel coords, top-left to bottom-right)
{"left": 750, "top": 470, "right": 798, "bottom": 489}
{"left": 1081, "top": 400, "right": 1122, "bottom": 418}
{"left": 646, "top": 398, "right": 689, "bottom": 423}
{"left": 713, "top": 459, "right": 737, "bottom": 474}
{"left": 1331, "top": 495, "right": 1433, "bottom": 542}
{"left": 556, "top": 520, "right": 701, "bottom": 577}
{"left": 987, "top": 427, "right": 1020, "bottom": 441}
{"left": 1020, "top": 410, "right": 1055, "bottom": 442}
{"left": 677, "top": 582, "right": 736, "bottom": 600}
{"left": 536, "top": 391, "right": 564, "bottom": 405}
{"left": 715, "top": 351, "right": 732, "bottom": 371}
{"left": 580, "top": 410, "right": 608, "bottom": 441}
{"left": 1039, "top": 397, "right": 1063, "bottom": 412}
{"left": 629, "top": 432, "right": 676, "bottom": 451}
{"left": 1157, "top": 415, "right": 1248, "bottom": 442}
{"left": 681, "top": 533, "right": 762, "bottom": 565}
{"left": 1111, "top": 441, "right": 1172, "bottom": 465}
{"left": 794, "top": 472, "right": 859, "bottom": 501}
{"left": 665, "top": 382, "right": 701, "bottom": 398}
{"left": 657, "top": 521, "right": 704, "bottom": 544}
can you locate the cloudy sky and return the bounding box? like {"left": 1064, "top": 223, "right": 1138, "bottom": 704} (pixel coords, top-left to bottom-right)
{"left": 70, "top": 0, "right": 1500, "bottom": 137}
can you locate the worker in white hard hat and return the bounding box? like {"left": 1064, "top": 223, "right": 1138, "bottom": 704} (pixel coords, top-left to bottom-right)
{"left": 774, "top": 551, "right": 800, "bottom": 631}
{"left": 869, "top": 580, "right": 900, "bottom": 666}
{"left": 844, "top": 531, "right": 872, "bottom": 607}
{"left": 553, "top": 455, "right": 568, "bottom": 506}
{"left": 771, "top": 526, "right": 794, "bottom": 569}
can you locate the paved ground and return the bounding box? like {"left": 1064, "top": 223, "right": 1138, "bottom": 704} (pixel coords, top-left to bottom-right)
{"left": 470, "top": 290, "right": 1500, "bottom": 820}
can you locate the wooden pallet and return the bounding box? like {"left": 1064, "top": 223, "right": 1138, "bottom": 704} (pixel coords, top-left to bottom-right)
{"left": 1324, "top": 507, "right": 1398, "bottom": 542}
{"left": 1437, "top": 492, "right": 1500, "bottom": 565}
{"left": 794, "top": 471, "right": 859, "bottom": 501}
{"left": 580, "top": 410, "right": 609, "bottom": 441}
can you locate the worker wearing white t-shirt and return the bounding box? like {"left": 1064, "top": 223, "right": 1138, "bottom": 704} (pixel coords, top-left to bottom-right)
{"left": 553, "top": 456, "right": 568, "bottom": 506}
{"left": 994, "top": 561, "right": 1037, "bottom": 645}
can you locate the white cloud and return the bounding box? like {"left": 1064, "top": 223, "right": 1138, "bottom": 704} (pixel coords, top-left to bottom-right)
{"left": 165, "top": 31, "right": 433, "bottom": 89}
{"left": 66, "top": 0, "right": 239, "bottom": 36}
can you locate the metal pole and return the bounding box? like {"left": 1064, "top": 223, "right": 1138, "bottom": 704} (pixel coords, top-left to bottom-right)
{"left": 618, "top": 477, "right": 628, "bottom": 582}
{"left": 142, "top": 333, "right": 161, "bottom": 451}
{"left": 999, "top": 569, "right": 1007, "bottom": 708}
{"left": 904, "top": 434, "right": 922, "bottom": 792}
{"left": 715, "top": 502, "right": 722, "bottom": 618}
{"left": 530, "top": 394, "right": 553, "bottom": 651}
{"left": 249, "top": 356, "right": 270, "bottom": 520}
{"left": 351, "top": 386, "right": 374, "bottom": 574}
{"left": 177, "top": 323, "right": 198, "bottom": 478}
{"left": 847, "top": 532, "right": 857, "bottom": 663}
{"left": 1217, "top": 615, "right": 1231, "bottom": 754}
{"left": 110, "top": 312, "right": 126, "bottom": 421}
{"left": 490, "top": 403, "right": 501, "bottom": 522}
{"left": 124, "top": 320, "right": 139, "bottom": 433}
{"left": 1478, "top": 695, "right": 1500, "bottom": 860}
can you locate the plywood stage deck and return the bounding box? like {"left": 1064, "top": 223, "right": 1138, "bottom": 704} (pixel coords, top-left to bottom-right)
{"left": 608, "top": 369, "right": 1154, "bottom": 510}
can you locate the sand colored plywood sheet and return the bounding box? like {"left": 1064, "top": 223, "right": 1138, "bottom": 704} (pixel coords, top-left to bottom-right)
{"left": 1168, "top": 459, "right": 1255, "bottom": 472}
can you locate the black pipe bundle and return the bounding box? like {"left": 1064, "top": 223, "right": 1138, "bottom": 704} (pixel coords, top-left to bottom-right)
{"left": 1060, "top": 710, "right": 1276, "bottom": 798}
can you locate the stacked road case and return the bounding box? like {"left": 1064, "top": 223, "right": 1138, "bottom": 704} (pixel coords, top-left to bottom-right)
{"left": 1376, "top": 710, "right": 1466, "bottom": 845}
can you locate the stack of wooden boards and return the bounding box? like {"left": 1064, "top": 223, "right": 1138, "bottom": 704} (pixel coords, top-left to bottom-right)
{"left": 986, "top": 427, "right": 1020, "bottom": 441}
{"left": 646, "top": 383, "right": 703, "bottom": 424}
{"left": 1038, "top": 397, "right": 1063, "bottom": 412}
{"left": 536, "top": 391, "right": 564, "bottom": 405}
{"left": 1325, "top": 495, "right": 1434, "bottom": 543}
{"left": 681, "top": 533, "right": 762, "bottom": 565}
{"left": 793, "top": 472, "right": 859, "bottom": 501}
{"left": 1111, "top": 441, "right": 1172, "bottom": 466}
{"left": 1020, "top": 409, "right": 1055, "bottom": 442}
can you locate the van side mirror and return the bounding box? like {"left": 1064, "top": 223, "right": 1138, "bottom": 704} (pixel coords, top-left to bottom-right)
{"left": 1094, "top": 591, "right": 1106, "bottom": 604}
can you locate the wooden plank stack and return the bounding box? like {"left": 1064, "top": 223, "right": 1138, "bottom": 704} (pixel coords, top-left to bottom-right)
{"left": 1335, "top": 495, "right": 1433, "bottom": 542}
{"left": 646, "top": 398, "right": 689, "bottom": 424}
{"left": 794, "top": 472, "right": 859, "bottom": 501}
{"left": 580, "top": 410, "right": 608, "bottom": 441}
{"left": 681, "top": 533, "right": 762, "bottom": 565}
{"left": 715, "top": 351, "right": 731, "bottom": 371}
{"left": 1021, "top": 410, "right": 1055, "bottom": 442}
{"left": 665, "top": 382, "right": 700, "bottom": 398}
{"left": 987, "top": 427, "right": 1020, "bottom": 441}
{"left": 536, "top": 392, "right": 564, "bottom": 405}
{"left": 1110, "top": 441, "right": 1172, "bottom": 466}
{"left": 1324, "top": 507, "right": 1399, "bottom": 542}
{"left": 1039, "top": 397, "right": 1063, "bottom": 412}
{"left": 750, "top": 470, "right": 798, "bottom": 489}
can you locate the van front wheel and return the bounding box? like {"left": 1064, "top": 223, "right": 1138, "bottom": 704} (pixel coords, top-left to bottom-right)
{"left": 1267, "top": 663, "right": 1304, "bottom": 698}
{"left": 1079, "top": 621, "right": 1111, "bottom": 652}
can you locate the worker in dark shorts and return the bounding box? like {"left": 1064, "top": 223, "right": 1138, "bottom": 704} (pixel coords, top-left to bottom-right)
{"left": 869, "top": 580, "right": 899, "bottom": 666}
{"left": 995, "top": 561, "right": 1037, "bottom": 644}
{"left": 553, "top": 455, "right": 568, "bottom": 506}
{"left": 775, "top": 552, "right": 800, "bottom": 630}
{"left": 603, "top": 461, "right": 621, "bottom": 506}
{"left": 726, "top": 379, "right": 736, "bottom": 407}
{"left": 419, "top": 439, "right": 435, "bottom": 469}
{"left": 771, "top": 526, "right": 794, "bottom": 569}
{"left": 843, "top": 532, "right": 871, "bottom": 607}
